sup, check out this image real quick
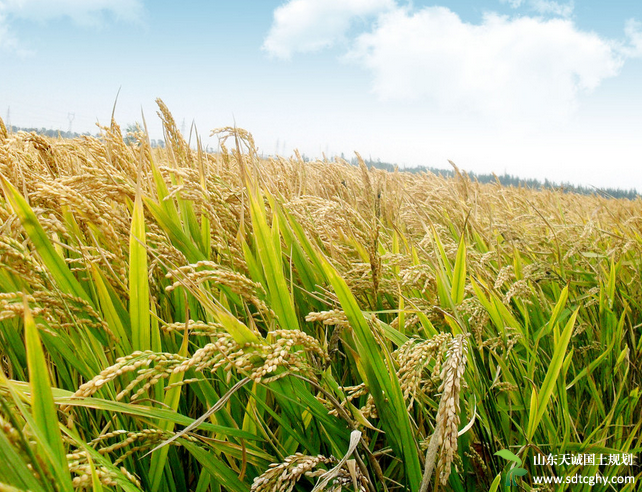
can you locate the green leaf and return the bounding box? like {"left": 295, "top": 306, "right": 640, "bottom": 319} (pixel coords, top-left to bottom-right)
{"left": 87, "top": 455, "right": 104, "bottom": 492}
{"left": 488, "top": 473, "right": 502, "bottom": 492}
{"left": 527, "top": 308, "right": 578, "bottom": 440}
{"left": 0, "top": 427, "right": 47, "bottom": 491}
{"left": 494, "top": 449, "right": 522, "bottom": 466}
{"left": 182, "top": 440, "right": 250, "bottom": 492}
{"left": 30, "top": 392, "right": 259, "bottom": 441}
{"left": 317, "top": 252, "right": 423, "bottom": 491}
{"left": 90, "top": 264, "right": 131, "bottom": 353}
{"left": 432, "top": 225, "right": 452, "bottom": 275}
{"left": 536, "top": 284, "right": 568, "bottom": 341}
{"left": 471, "top": 279, "right": 503, "bottom": 331}
{"left": 129, "top": 192, "right": 151, "bottom": 351}
{"left": 248, "top": 189, "right": 299, "bottom": 331}
{"left": 143, "top": 196, "right": 206, "bottom": 264}
{"left": 150, "top": 156, "right": 181, "bottom": 223}
{"left": 23, "top": 299, "right": 74, "bottom": 491}
{"left": 149, "top": 328, "right": 190, "bottom": 491}
{"left": 0, "top": 174, "right": 91, "bottom": 304}
{"left": 451, "top": 235, "right": 467, "bottom": 304}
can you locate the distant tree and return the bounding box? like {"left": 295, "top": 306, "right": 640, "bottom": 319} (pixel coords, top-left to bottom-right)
{"left": 11, "top": 125, "right": 96, "bottom": 140}
{"left": 124, "top": 123, "right": 142, "bottom": 146}
{"left": 346, "top": 156, "right": 639, "bottom": 200}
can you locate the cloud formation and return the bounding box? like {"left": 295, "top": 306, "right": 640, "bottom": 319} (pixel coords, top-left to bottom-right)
{"left": 501, "top": 0, "right": 574, "bottom": 17}
{"left": 624, "top": 19, "right": 642, "bottom": 57}
{"left": 265, "top": 0, "right": 640, "bottom": 124}
{"left": 348, "top": 7, "right": 624, "bottom": 121}
{"left": 529, "top": 1, "right": 574, "bottom": 17}
{"left": 0, "top": 0, "right": 143, "bottom": 25}
{"left": 0, "top": 12, "right": 15, "bottom": 51}
{"left": 0, "top": 0, "right": 143, "bottom": 52}
{"left": 262, "top": 0, "right": 394, "bottom": 59}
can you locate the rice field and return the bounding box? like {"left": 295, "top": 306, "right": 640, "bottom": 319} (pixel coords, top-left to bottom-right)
{"left": 0, "top": 100, "right": 640, "bottom": 491}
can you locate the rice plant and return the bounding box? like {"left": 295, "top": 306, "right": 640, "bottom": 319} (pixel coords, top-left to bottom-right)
{"left": 0, "top": 101, "right": 639, "bottom": 491}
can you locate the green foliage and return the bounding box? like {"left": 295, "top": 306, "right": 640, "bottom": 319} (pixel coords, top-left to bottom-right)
{"left": 0, "top": 104, "right": 640, "bottom": 492}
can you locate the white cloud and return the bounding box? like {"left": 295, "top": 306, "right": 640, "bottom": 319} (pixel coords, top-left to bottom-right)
{"left": 530, "top": 1, "right": 574, "bottom": 18}
{"left": 262, "top": 0, "right": 394, "bottom": 59}
{"left": 500, "top": 0, "right": 524, "bottom": 8}
{"left": 0, "top": 13, "right": 14, "bottom": 50}
{"left": 0, "top": 0, "right": 143, "bottom": 25}
{"left": 0, "top": 0, "right": 143, "bottom": 52}
{"left": 624, "top": 18, "right": 642, "bottom": 57}
{"left": 501, "top": 0, "right": 574, "bottom": 18}
{"left": 264, "top": 2, "right": 642, "bottom": 126}
{"left": 0, "top": 11, "right": 22, "bottom": 53}
{"left": 347, "top": 7, "right": 626, "bottom": 123}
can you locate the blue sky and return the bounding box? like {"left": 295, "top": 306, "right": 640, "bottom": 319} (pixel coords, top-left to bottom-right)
{"left": 2, "top": 0, "right": 642, "bottom": 190}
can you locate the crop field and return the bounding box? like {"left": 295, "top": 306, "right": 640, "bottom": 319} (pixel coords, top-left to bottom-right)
{"left": 0, "top": 101, "right": 640, "bottom": 491}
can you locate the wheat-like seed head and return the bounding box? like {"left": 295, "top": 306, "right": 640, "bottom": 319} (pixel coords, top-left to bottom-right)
{"left": 436, "top": 334, "right": 469, "bottom": 485}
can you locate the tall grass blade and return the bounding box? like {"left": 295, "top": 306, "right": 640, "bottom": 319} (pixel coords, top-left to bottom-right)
{"left": 129, "top": 192, "right": 151, "bottom": 351}
{"left": 527, "top": 308, "right": 579, "bottom": 440}
{"left": 22, "top": 298, "right": 74, "bottom": 491}
{"left": 318, "top": 253, "right": 423, "bottom": 490}
{"left": 451, "top": 235, "right": 467, "bottom": 305}
{"left": 247, "top": 188, "right": 299, "bottom": 331}
{"left": 0, "top": 175, "right": 91, "bottom": 303}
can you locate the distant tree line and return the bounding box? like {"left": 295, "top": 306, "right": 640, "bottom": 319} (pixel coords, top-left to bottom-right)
{"left": 6, "top": 125, "right": 636, "bottom": 199}
{"left": 6, "top": 125, "right": 166, "bottom": 149}
{"left": 7, "top": 125, "right": 94, "bottom": 140}
{"left": 351, "top": 156, "right": 639, "bottom": 200}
